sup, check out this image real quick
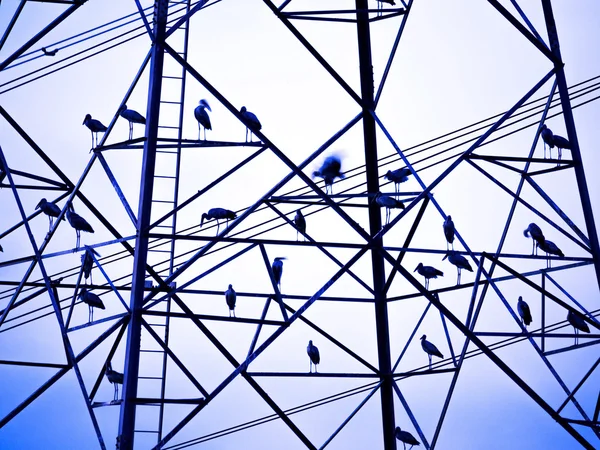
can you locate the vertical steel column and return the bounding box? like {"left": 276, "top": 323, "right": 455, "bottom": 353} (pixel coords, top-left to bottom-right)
{"left": 118, "top": 1, "right": 169, "bottom": 449}
{"left": 355, "top": 2, "right": 396, "bottom": 449}
{"left": 541, "top": 0, "right": 600, "bottom": 292}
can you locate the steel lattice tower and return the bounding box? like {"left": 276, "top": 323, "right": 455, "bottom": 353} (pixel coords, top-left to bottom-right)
{"left": 0, "top": 1, "right": 599, "bottom": 449}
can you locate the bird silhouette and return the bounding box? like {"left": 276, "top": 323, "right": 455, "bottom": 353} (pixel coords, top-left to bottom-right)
{"left": 81, "top": 246, "right": 100, "bottom": 285}
{"left": 272, "top": 257, "right": 286, "bottom": 290}
{"left": 78, "top": 288, "right": 105, "bottom": 323}
{"left": 312, "top": 155, "right": 345, "bottom": 195}
{"left": 66, "top": 204, "right": 94, "bottom": 250}
{"left": 376, "top": 0, "right": 396, "bottom": 17}
{"left": 194, "top": 99, "right": 211, "bottom": 141}
{"left": 41, "top": 47, "right": 58, "bottom": 56}
{"left": 414, "top": 263, "right": 443, "bottom": 290}
{"left": 105, "top": 362, "right": 124, "bottom": 401}
{"left": 420, "top": 334, "right": 443, "bottom": 370}
{"left": 540, "top": 124, "right": 554, "bottom": 159}
{"left": 517, "top": 296, "right": 532, "bottom": 328}
{"left": 200, "top": 208, "right": 237, "bottom": 234}
{"left": 307, "top": 340, "right": 320, "bottom": 373}
{"left": 374, "top": 192, "right": 405, "bottom": 225}
{"left": 240, "top": 106, "right": 261, "bottom": 142}
{"left": 442, "top": 251, "right": 472, "bottom": 285}
{"left": 225, "top": 284, "right": 236, "bottom": 317}
{"left": 83, "top": 114, "right": 107, "bottom": 148}
{"left": 118, "top": 104, "right": 146, "bottom": 140}
{"left": 294, "top": 209, "right": 306, "bottom": 241}
{"left": 394, "top": 426, "right": 420, "bottom": 450}
{"left": 443, "top": 216, "right": 455, "bottom": 251}
{"left": 36, "top": 198, "right": 64, "bottom": 232}
{"left": 552, "top": 133, "right": 571, "bottom": 160}
{"left": 567, "top": 310, "right": 590, "bottom": 345}
{"left": 523, "top": 223, "right": 545, "bottom": 255}
{"left": 536, "top": 239, "right": 564, "bottom": 268}
{"left": 384, "top": 168, "right": 410, "bottom": 195}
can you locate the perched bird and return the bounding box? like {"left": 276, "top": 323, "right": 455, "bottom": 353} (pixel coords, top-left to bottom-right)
{"left": 272, "top": 257, "right": 286, "bottom": 290}
{"left": 78, "top": 288, "right": 105, "bottom": 323}
{"left": 394, "top": 427, "right": 420, "bottom": 450}
{"left": 376, "top": 0, "right": 396, "bottom": 17}
{"left": 567, "top": 310, "right": 590, "bottom": 345}
{"left": 83, "top": 114, "right": 107, "bottom": 148}
{"left": 307, "top": 340, "right": 320, "bottom": 373}
{"left": 294, "top": 209, "right": 306, "bottom": 241}
{"left": 118, "top": 104, "right": 146, "bottom": 140}
{"left": 374, "top": 192, "right": 405, "bottom": 225}
{"left": 66, "top": 204, "right": 94, "bottom": 250}
{"left": 517, "top": 296, "right": 532, "bottom": 327}
{"left": 384, "top": 168, "right": 410, "bottom": 195}
{"left": 105, "top": 362, "right": 124, "bottom": 402}
{"left": 552, "top": 133, "right": 572, "bottom": 160}
{"left": 442, "top": 251, "right": 473, "bottom": 285}
{"left": 225, "top": 284, "right": 236, "bottom": 317}
{"left": 443, "top": 216, "right": 455, "bottom": 251}
{"left": 240, "top": 106, "right": 261, "bottom": 142}
{"left": 312, "top": 155, "right": 345, "bottom": 195}
{"left": 41, "top": 47, "right": 58, "bottom": 56}
{"left": 200, "top": 208, "right": 237, "bottom": 234}
{"left": 36, "top": 198, "right": 64, "bottom": 232}
{"left": 420, "top": 334, "right": 443, "bottom": 370}
{"left": 523, "top": 223, "right": 545, "bottom": 255}
{"left": 194, "top": 99, "right": 212, "bottom": 141}
{"left": 540, "top": 124, "right": 554, "bottom": 159}
{"left": 81, "top": 246, "right": 100, "bottom": 285}
{"left": 414, "top": 263, "right": 443, "bottom": 290}
{"left": 537, "top": 239, "right": 564, "bottom": 268}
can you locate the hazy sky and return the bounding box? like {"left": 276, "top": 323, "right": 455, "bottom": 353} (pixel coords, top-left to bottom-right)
{"left": 0, "top": 1, "right": 599, "bottom": 449}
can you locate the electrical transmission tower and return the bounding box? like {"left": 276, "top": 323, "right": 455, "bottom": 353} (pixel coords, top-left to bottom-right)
{"left": 0, "top": 1, "right": 599, "bottom": 449}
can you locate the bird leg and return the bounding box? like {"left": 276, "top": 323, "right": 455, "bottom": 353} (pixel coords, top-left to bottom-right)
{"left": 456, "top": 267, "right": 461, "bottom": 286}
{"left": 88, "top": 305, "right": 93, "bottom": 324}
{"left": 75, "top": 230, "right": 81, "bottom": 252}
{"left": 114, "top": 383, "right": 119, "bottom": 401}
{"left": 428, "top": 354, "right": 432, "bottom": 370}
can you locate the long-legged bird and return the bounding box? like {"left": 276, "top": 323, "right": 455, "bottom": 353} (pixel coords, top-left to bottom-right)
{"left": 312, "top": 155, "right": 344, "bottom": 195}
{"left": 272, "top": 257, "right": 286, "bottom": 290}
{"left": 194, "top": 99, "right": 212, "bottom": 140}
{"left": 66, "top": 204, "right": 94, "bottom": 250}
{"left": 540, "top": 124, "right": 554, "bottom": 159}
{"left": 443, "top": 215, "right": 455, "bottom": 250}
{"left": 119, "top": 104, "right": 146, "bottom": 140}
{"left": 81, "top": 245, "right": 100, "bottom": 285}
{"left": 384, "top": 168, "right": 410, "bottom": 195}
{"left": 443, "top": 251, "right": 472, "bottom": 285}
{"left": 374, "top": 192, "right": 405, "bottom": 225}
{"left": 201, "top": 208, "right": 236, "bottom": 234}
{"left": 78, "top": 288, "right": 105, "bottom": 323}
{"left": 523, "top": 223, "right": 545, "bottom": 255}
{"left": 36, "top": 198, "right": 64, "bottom": 232}
{"left": 307, "top": 340, "right": 320, "bottom": 373}
{"left": 105, "top": 362, "right": 124, "bottom": 401}
{"left": 83, "top": 114, "right": 107, "bottom": 148}
{"left": 414, "top": 263, "right": 443, "bottom": 290}
{"left": 394, "top": 426, "right": 420, "bottom": 450}
{"left": 294, "top": 209, "right": 306, "bottom": 241}
{"left": 225, "top": 284, "right": 236, "bottom": 317}
{"left": 537, "top": 239, "right": 563, "bottom": 268}
{"left": 240, "top": 106, "right": 261, "bottom": 142}
{"left": 567, "top": 310, "right": 590, "bottom": 345}
{"left": 517, "top": 296, "right": 532, "bottom": 328}
{"left": 420, "top": 334, "right": 443, "bottom": 370}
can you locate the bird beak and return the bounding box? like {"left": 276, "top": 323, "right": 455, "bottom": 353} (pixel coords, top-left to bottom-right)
{"left": 414, "top": 266, "right": 418, "bottom": 272}
{"left": 442, "top": 253, "right": 449, "bottom": 261}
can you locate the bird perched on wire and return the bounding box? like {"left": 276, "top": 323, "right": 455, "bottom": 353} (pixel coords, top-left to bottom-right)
{"left": 194, "top": 99, "right": 211, "bottom": 141}
{"left": 83, "top": 114, "right": 107, "bottom": 148}
{"left": 36, "top": 198, "right": 64, "bottom": 232}
{"left": 537, "top": 239, "right": 564, "bottom": 268}
{"left": 540, "top": 124, "right": 554, "bottom": 159}
{"left": 384, "top": 168, "right": 410, "bottom": 195}
{"left": 307, "top": 340, "right": 320, "bottom": 373}
{"left": 567, "top": 310, "right": 590, "bottom": 345}
{"left": 312, "top": 154, "right": 345, "bottom": 195}
{"left": 443, "top": 216, "right": 455, "bottom": 251}
{"left": 272, "top": 257, "right": 286, "bottom": 290}
{"left": 66, "top": 204, "right": 94, "bottom": 250}
{"left": 200, "top": 208, "right": 237, "bottom": 234}
{"left": 240, "top": 106, "right": 261, "bottom": 142}
{"left": 442, "top": 251, "right": 472, "bottom": 285}
{"left": 517, "top": 296, "right": 532, "bottom": 328}
{"left": 414, "top": 263, "right": 443, "bottom": 290}
{"left": 294, "top": 209, "right": 306, "bottom": 241}
{"left": 374, "top": 192, "right": 405, "bottom": 225}
{"left": 41, "top": 47, "right": 58, "bottom": 56}
{"left": 225, "top": 284, "right": 236, "bottom": 317}
{"left": 81, "top": 246, "right": 100, "bottom": 285}
{"left": 394, "top": 426, "right": 420, "bottom": 450}
{"left": 420, "top": 334, "right": 443, "bottom": 370}
{"left": 118, "top": 104, "right": 146, "bottom": 140}
{"left": 523, "top": 223, "right": 545, "bottom": 255}
{"left": 78, "top": 288, "right": 105, "bottom": 323}
{"left": 105, "top": 361, "right": 124, "bottom": 402}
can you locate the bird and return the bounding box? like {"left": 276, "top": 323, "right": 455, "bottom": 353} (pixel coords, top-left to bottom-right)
{"left": 374, "top": 192, "right": 405, "bottom": 225}
{"left": 36, "top": 198, "right": 64, "bottom": 232}
{"left": 240, "top": 106, "right": 261, "bottom": 142}
{"left": 567, "top": 310, "right": 590, "bottom": 345}
{"left": 105, "top": 362, "right": 124, "bottom": 402}
{"left": 200, "top": 208, "right": 237, "bottom": 234}
{"left": 41, "top": 47, "right": 58, "bottom": 56}
{"left": 394, "top": 426, "right": 420, "bottom": 450}
{"left": 294, "top": 209, "right": 306, "bottom": 241}
{"left": 420, "top": 334, "right": 443, "bottom": 370}
{"left": 384, "top": 168, "right": 410, "bottom": 195}
{"left": 83, "top": 114, "right": 107, "bottom": 148}
{"left": 414, "top": 263, "right": 443, "bottom": 290}
{"left": 194, "top": 99, "right": 211, "bottom": 141}
{"left": 312, "top": 155, "right": 345, "bottom": 195}
{"left": 442, "top": 251, "right": 473, "bottom": 285}
{"left": 523, "top": 223, "right": 545, "bottom": 255}
{"left": 376, "top": 0, "right": 396, "bottom": 17}
{"left": 81, "top": 246, "right": 100, "bottom": 285}
{"left": 307, "top": 340, "right": 320, "bottom": 373}
{"left": 66, "top": 203, "right": 94, "bottom": 250}
{"left": 118, "top": 104, "right": 146, "bottom": 140}
{"left": 537, "top": 239, "right": 564, "bottom": 268}
{"left": 443, "top": 215, "right": 455, "bottom": 251}
{"left": 517, "top": 296, "right": 532, "bottom": 328}
{"left": 225, "top": 284, "right": 236, "bottom": 317}
{"left": 540, "top": 124, "right": 554, "bottom": 159}
{"left": 272, "top": 257, "right": 286, "bottom": 290}
{"left": 78, "top": 288, "right": 105, "bottom": 323}
{"left": 552, "top": 133, "right": 572, "bottom": 160}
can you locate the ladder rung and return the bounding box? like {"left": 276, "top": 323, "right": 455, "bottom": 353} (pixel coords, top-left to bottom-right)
{"left": 155, "top": 224, "right": 173, "bottom": 228}
{"left": 163, "top": 75, "right": 183, "bottom": 80}
{"left": 157, "top": 125, "right": 180, "bottom": 129}
{"left": 156, "top": 150, "right": 178, "bottom": 154}
{"left": 147, "top": 323, "right": 167, "bottom": 327}
{"left": 155, "top": 175, "right": 177, "bottom": 179}
{"left": 160, "top": 101, "right": 182, "bottom": 105}
{"left": 139, "top": 376, "right": 163, "bottom": 380}
{"left": 152, "top": 200, "right": 175, "bottom": 203}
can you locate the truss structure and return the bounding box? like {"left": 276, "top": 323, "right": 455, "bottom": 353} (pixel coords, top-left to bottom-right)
{"left": 0, "top": 1, "right": 599, "bottom": 449}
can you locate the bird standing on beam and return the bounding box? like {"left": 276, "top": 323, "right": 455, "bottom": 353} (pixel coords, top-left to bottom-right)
{"left": 105, "top": 361, "right": 124, "bottom": 402}
{"left": 517, "top": 296, "right": 532, "bottom": 328}
{"left": 225, "top": 284, "right": 236, "bottom": 317}
{"left": 376, "top": 0, "right": 396, "bottom": 17}
{"left": 200, "top": 207, "right": 237, "bottom": 234}
{"left": 384, "top": 167, "right": 410, "bottom": 196}
{"left": 540, "top": 124, "right": 554, "bottom": 159}
{"left": 83, "top": 114, "right": 107, "bottom": 148}
{"left": 420, "top": 334, "right": 443, "bottom": 370}
{"left": 374, "top": 192, "right": 405, "bottom": 225}
{"left": 414, "top": 263, "right": 443, "bottom": 290}
{"left": 567, "top": 310, "right": 590, "bottom": 345}
{"left": 194, "top": 99, "right": 212, "bottom": 141}
{"left": 552, "top": 133, "right": 571, "bottom": 161}
{"left": 78, "top": 288, "right": 105, "bottom": 323}
{"left": 523, "top": 223, "right": 545, "bottom": 255}
{"left": 294, "top": 209, "right": 306, "bottom": 241}
{"left": 307, "top": 340, "right": 320, "bottom": 373}
{"left": 312, "top": 154, "right": 345, "bottom": 195}
{"left": 36, "top": 198, "right": 64, "bottom": 232}
{"left": 118, "top": 104, "right": 146, "bottom": 140}
{"left": 81, "top": 246, "right": 100, "bottom": 285}
{"left": 536, "top": 239, "right": 564, "bottom": 268}
{"left": 443, "top": 215, "right": 455, "bottom": 251}
{"left": 442, "top": 251, "right": 473, "bottom": 285}
{"left": 240, "top": 106, "right": 261, "bottom": 142}
{"left": 66, "top": 203, "right": 94, "bottom": 250}
{"left": 394, "top": 426, "right": 420, "bottom": 450}
{"left": 272, "top": 257, "right": 286, "bottom": 290}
